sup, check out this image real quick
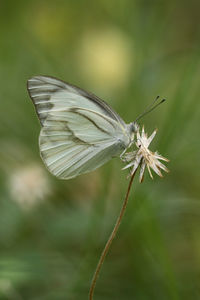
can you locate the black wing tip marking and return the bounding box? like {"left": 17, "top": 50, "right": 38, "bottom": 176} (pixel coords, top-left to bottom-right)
{"left": 27, "top": 76, "right": 64, "bottom": 126}
{"left": 27, "top": 75, "right": 70, "bottom": 90}
{"left": 27, "top": 77, "right": 42, "bottom": 125}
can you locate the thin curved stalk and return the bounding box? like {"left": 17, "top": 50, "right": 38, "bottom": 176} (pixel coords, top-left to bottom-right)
{"left": 89, "top": 172, "right": 136, "bottom": 300}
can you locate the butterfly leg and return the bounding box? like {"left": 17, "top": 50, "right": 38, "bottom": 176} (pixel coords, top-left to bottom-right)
{"left": 120, "top": 147, "right": 129, "bottom": 161}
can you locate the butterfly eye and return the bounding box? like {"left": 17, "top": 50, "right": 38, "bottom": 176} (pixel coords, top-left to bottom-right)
{"left": 129, "top": 122, "right": 139, "bottom": 133}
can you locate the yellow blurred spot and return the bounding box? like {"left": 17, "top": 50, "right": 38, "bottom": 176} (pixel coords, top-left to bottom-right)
{"left": 29, "top": 4, "right": 72, "bottom": 47}
{"left": 77, "top": 28, "right": 133, "bottom": 91}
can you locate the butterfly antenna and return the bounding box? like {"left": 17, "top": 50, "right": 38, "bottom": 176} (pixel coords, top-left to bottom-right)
{"left": 135, "top": 96, "right": 166, "bottom": 122}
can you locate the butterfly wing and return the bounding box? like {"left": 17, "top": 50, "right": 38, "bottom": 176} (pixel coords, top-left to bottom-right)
{"left": 27, "top": 76, "right": 131, "bottom": 179}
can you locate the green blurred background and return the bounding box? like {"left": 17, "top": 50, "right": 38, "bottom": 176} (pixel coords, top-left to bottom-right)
{"left": 0, "top": 0, "right": 200, "bottom": 299}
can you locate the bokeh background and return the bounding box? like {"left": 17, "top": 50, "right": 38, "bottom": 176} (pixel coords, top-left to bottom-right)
{"left": 0, "top": 0, "right": 200, "bottom": 299}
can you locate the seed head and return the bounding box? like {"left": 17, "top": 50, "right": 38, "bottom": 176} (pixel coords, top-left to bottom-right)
{"left": 122, "top": 126, "right": 169, "bottom": 182}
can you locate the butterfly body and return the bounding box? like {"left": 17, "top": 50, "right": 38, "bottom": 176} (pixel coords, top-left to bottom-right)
{"left": 27, "top": 76, "right": 137, "bottom": 179}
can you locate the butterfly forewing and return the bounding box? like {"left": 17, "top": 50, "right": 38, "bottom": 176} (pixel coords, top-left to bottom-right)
{"left": 27, "top": 76, "right": 131, "bottom": 179}
{"left": 27, "top": 76, "right": 125, "bottom": 126}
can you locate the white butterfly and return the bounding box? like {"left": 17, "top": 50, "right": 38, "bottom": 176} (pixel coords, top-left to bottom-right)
{"left": 27, "top": 76, "right": 139, "bottom": 179}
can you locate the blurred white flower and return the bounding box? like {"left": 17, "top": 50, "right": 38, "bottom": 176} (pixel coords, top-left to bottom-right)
{"left": 0, "top": 279, "right": 22, "bottom": 300}
{"left": 9, "top": 164, "right": 51, "bottom": 209}
{"left": 77, "top": 28, "right": 133, "bottom": 91}
{"left": 0, "top": 279, "right": 12, "bottom": 293}
{"left": 122, "top": 127, "right": 169, "bottom": 182}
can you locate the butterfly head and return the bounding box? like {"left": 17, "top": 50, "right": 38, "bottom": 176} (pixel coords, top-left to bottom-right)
{"left": 126, "top": 121, "right": 140, "bottom": 145}
{"left": 129, "top": 122, "right": 139, "bottom": 134}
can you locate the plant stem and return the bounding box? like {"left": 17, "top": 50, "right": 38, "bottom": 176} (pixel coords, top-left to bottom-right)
{"left": 89, "top": 172, "right": 136, "bottom": 300}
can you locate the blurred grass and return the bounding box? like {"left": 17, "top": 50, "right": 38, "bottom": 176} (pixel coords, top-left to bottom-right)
{"left": 0, "top": 0, "right": 200, "bottom": 299}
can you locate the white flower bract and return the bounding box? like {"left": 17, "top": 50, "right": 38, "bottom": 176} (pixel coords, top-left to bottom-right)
{"left": 122, "top": 126, "right": 169, "bottom": 182}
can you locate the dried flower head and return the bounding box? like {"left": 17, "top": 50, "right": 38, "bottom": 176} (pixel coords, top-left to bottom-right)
{"left": 122, "top": 126, "right": 169, "bottom": 182}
